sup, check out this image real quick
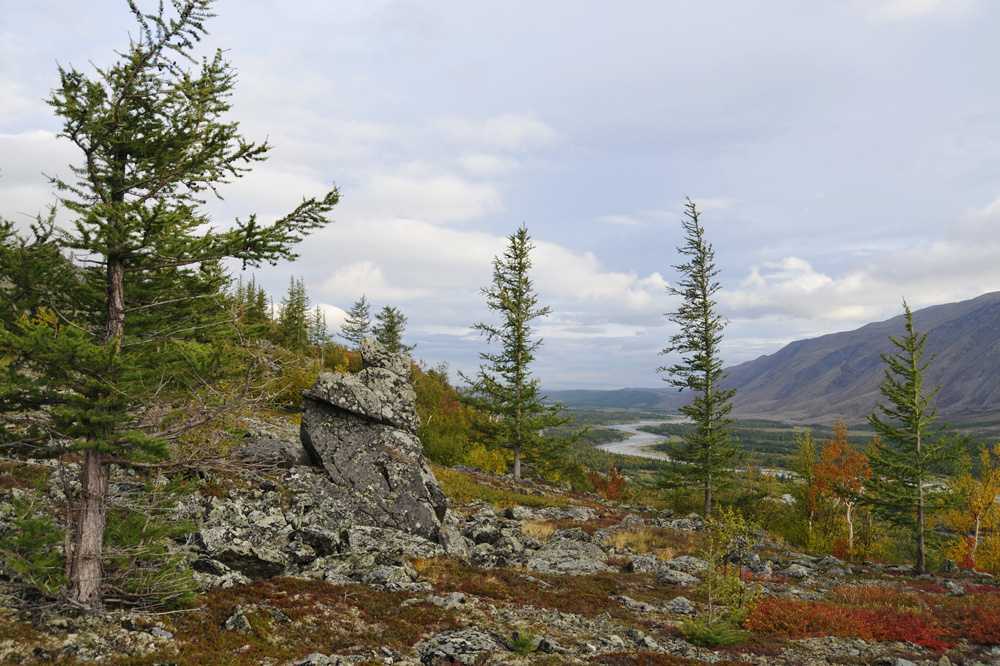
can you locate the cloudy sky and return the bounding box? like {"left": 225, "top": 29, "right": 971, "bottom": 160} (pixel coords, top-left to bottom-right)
{"left": 3, "top": 0, "right": 1000, "bottom": 389}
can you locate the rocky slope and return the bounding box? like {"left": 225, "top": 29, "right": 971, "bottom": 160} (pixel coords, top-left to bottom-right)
{"left": 2, "top": 460, "right": 999, "bottom": 665}
{"left": 3, "top": 340, "right": 999, "bottom": 665}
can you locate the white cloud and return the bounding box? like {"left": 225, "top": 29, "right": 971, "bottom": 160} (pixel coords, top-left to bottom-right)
{"left": 532, "top": 240, "right": 669, "bottom": 317}
{"left": 458, "top": 154, "right": 520, "bottom": 177}
{"left": 597, "top": 214, "right": 641, "bottom": 227}
{"left": 430, "top": 113, "right": 560, "bottom": 153}
{"left": 0, "top": 131, "right": 78, "bottom": 225}
{"left": 860, "top": 0, "right": 976, "bottom": 21}
{"left": 318, "top": 260, "right": 428, "bottom": 302}
{"left": 353, "top": 168, "right": 502, "bottom": 224}
{"left": 314, "top": 302, "right": 348, "bottom": 331}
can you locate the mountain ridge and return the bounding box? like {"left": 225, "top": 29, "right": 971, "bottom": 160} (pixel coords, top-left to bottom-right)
{"left": 547, "top": 291, "right": 1000, "bottom": 424}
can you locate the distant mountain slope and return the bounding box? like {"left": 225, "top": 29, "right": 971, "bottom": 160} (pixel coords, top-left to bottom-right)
{"left": 549, "top": 292, "right": 1000, "bottom": 424}
{"left": 724, "top": 291, "right": 1000, "bottom": 423}
{"left": 543, "top": 387, "right": 681, "bottom": 409}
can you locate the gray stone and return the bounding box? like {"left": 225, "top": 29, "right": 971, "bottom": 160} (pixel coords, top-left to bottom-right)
{"left": 618, "top": 513, "right": 646, "bottom": 529}
{"left": 939, "top": 558, "right": 959, "bottom": 573}
{"left": 149, "top": 626, "right": 173, "bottom": 639}
{"left": 526, "top": 537, "right": 612, "bottom": 575}
{"left": 300, "top": 338, "right": 449, "bottom": 544}
{"left": 657, "top": 569, "right": 702, "bottom": 587}
{"left": 236, "top": 436, "right": 311, "bottom": 469}
{"left": 784, "top": 563, "right": 812, "bottom": 579}
{"left": 819, "top": 554, "right": 847, "bottom": 567}
{"left": 224, "top": 605, "right": 252, "bottom": 633}
{"left": 663, "top": 596, "right": 696, "bottom": 615}
{"left": 196, "top": 526, "right": 289, "bottom": 579}
{"left": 943, "top": 580, "right": 965, "bottom": 596}
{"left": 663, "top": 555, "right": 709, "bottom": 572}
{"left": 612, "top": 595, "right": 657, "bottom": 612}
{"left": 415, "top": 628, "right": 509, "bottom": 665}
{"left": 626, "top": 554, "right": 665, "bottom": 574}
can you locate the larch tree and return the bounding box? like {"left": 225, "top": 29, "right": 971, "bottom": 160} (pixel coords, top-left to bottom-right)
{"left": 865, "top": 301, "right": 965, "bottom": 574}
{"left": 278, "top": 276, "right": 310, "bottom": 350}
{"left": 339, "top": 294, "right": 371, "bottom": 349}
{"left": 461, "top": 224, "right": 571, "bottom": 480}
{"left": 0, "top": 0, "right": 337, "bottom": 608}
{"left": 373, "top": 305, "right": 415, "bottom": 354}
{"left": 657, "top": 198, "right": 740, "bottom": 517}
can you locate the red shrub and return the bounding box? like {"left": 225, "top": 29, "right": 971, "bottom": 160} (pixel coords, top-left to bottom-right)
{"left": 586, "top": 465, "right": 630, "bottom": 501}
{"left": 746, "top": 595, "right": 953, "bottom": 653}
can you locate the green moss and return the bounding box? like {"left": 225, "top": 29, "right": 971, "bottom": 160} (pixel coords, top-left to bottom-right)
{"left": 435, "top": 466, "right": 564, "bottom": 508}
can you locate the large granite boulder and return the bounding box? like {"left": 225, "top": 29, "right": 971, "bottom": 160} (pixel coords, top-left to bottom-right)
{"left": 300, "top": 338, "right": 448, "bottom": 543}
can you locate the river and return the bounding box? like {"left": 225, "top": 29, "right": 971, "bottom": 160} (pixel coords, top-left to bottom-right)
{"left": 595, "top": 417, "right": 688, "bottom": 460}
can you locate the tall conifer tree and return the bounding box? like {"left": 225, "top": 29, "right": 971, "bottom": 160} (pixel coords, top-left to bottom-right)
{"left": 865, "top": 301, "right": 964, "bottom": 573}
{"left": 462, "top": 224, "right": 570, "bottom": 480}
{"left": 340, "top": 294, "right": 371, "bottom": 349}
{"left": 658, "top": 199, "right": 740, "bottom": 517}
{"left": 0, "top": 0, "right": 337, "bottom": 608}
{"left": 373, "top": 305, "right": 415, "bottom": 354}
{"left": 278, "top": 276, "right": 310, "bottom": 350}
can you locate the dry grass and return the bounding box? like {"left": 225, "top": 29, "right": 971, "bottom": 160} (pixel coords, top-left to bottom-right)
{"left": 521, "top": 519, "right": 557, "bottom": 540}
{"left": 602, "top": 527, "right": 704, "bottom": 558}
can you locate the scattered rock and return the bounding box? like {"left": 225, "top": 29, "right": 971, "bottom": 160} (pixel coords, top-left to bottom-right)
{"left": 657, "top": 569, "right": 702, "bottom": 587}
{"left": 415, "top": 628, "right": 509, "bottom": 664}
{"left": 300, "top": 338, "right": 449, "bottom": 544}
{"left": 611, "top": 595, "right": 657, "bottom": 612}
{"left": 526, "top": 537, "right": 613, "bottom": 575}
{"left": 662, "top": 596, "right": 696, "bottom": 615}
{"left": 783, "top": 563, "right": 812, "bottom": 579}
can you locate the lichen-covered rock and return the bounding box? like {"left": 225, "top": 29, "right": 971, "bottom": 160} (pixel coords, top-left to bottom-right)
{"left": 612, "top": 595, "right": 657, "bottom": 612}
{"left": 662, "top": 596, "right": 696, "bottom": 615}
{"left": 415, "top": 628, "right": 509, "bottom": 665}
{"left": 300, "top": 338, "right": 449, "bottom": 544}
{"left": 526, "top": 537, "right": 612, "bottom": 575}
{"left": 657, "top": 569, "right": 702, "bottom": 587}
{"left": 663, "top": 555, "right": 710, "bottom": 573}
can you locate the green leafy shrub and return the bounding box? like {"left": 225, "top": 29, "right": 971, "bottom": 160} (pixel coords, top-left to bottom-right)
{"left": 510, "top": 630, "right": 539, "bottom": 655}
{"left": 679, "top": 619, "right": 748, "bottom": 647}
{"left": 0, "top": 494, "right": 67, "bottom": 597}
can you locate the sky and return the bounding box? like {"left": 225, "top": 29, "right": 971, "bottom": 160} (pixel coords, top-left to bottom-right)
{"left": 3, "top": 0, "right": 1000, "bottom": 390}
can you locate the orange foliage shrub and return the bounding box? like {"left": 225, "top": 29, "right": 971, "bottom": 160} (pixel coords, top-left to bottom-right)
{"left": 586, "top": 465, "right": 630, "bottom": 501}
{"left": 747, "top": 588, "right": 1000, "bottom": 652}
{"left": 745, "top": 597, "right": 951, "bottom": 652}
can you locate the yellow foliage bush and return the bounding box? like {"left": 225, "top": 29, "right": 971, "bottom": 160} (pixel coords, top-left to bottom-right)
{"left": 462, "top": 442, "right": 512, "bottom": 475}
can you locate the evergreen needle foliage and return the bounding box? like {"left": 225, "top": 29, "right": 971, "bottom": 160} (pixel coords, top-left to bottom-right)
{"left": 865, "top": 300, "right": 966, "bottom": 573}
{"left": 657, "top": 199, "right": 740, "bottom": 517}
{"left": 461, "top": 224, "right": 574, "bottom": 480}
{"left": 340, "top": 294, "right": 371, "bottom": 349}
{"left": 374, "top": 305, "right": 415, "bottom": 354}
{"left": 0, "top": 0, "right": 336, "bottom": 608}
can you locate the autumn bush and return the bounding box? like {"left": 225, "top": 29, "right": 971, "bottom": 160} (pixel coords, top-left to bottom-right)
{"left": 746, "top": 596, "right": 951, "bottom": 652}
{"left": 746, "top": 585, "right": 1000, "bottom": 652}
{"left": 586, "top": 465, "right": 631, "bottom": 501}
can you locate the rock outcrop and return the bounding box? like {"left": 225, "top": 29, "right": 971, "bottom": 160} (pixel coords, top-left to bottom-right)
{"left": 300, "top": 338, "right": 448, "bottom": 543}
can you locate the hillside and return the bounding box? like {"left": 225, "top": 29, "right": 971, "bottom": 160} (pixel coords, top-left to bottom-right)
{"left": 550, "top": 292, "right": 1000, "bottom": 426}
{"left": 4, "top": 461, "right": 1000, "bottom": 665}
{"left": 724, "top": 291, "right": 1000, "bottom": 424}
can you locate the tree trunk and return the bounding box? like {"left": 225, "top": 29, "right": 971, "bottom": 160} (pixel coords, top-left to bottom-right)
{"left": 513, "top": 445, "right": 521, "bottom": 480}
{"left": 703, "top": 471, "right": 712, "bottom": 517}
{"left": 70, "top": 254, "right": 124, "bottom": 607}
{"left": 71, "top": 448, "right": 109, "bottom": 607}
{"left": 916, "top": 501, "right": 926, "bottom": 574}
{"left": 103, "top": 256, "right": 126, "bottom": 346}
{"left": 846, "top": 503, "right": 855, "bottom": 556}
